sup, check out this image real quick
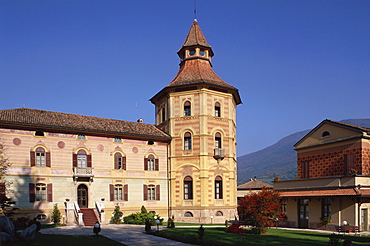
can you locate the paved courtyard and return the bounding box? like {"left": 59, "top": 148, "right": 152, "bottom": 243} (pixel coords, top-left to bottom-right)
{"left": 40, "top": 224, "right": 194, "bottom": 246}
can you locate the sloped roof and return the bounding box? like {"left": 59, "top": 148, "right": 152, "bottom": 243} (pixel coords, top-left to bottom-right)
{"left": 167, "top": 59, "right": 236, "bottom": 89}
{"left": 279, "top": 188, "right": 366, "bottom": 197}
{"left": 294, "top": 119, "right": 370, "bottom": 148}
{"left": 179, "top": 20, "right": 211, "bottom": 50}
{"left": 0, "top": 108, "right": 171, "bottom": 141}
{"left": 237, "top": 179, "right": 272, "bottom": 190}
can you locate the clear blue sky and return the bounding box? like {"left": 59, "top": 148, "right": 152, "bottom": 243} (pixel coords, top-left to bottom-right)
{"left": 1, "top": 0, "right": 369, "bottom": 156}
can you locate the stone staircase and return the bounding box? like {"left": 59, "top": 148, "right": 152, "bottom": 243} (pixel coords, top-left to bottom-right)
{"left": 80, "top": 208, "right": 98, "bottom": 226}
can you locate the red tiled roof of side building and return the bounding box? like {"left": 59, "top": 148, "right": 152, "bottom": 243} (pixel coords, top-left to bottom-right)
{"left": 0, "top": 108, "right": 171, "bottom": 141}
{"left": 279, "top": 188, "right": 361, "bottom": 197}
{"left": 237, "top": 179, "right": 273, "bottom": 189}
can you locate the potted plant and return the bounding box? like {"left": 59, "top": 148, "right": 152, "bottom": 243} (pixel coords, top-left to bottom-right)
{"left": 320, "top": 216, "right": 332, "bottom": 229}
{"left": 349, "top": 168, "right": 357, "bottom": 176}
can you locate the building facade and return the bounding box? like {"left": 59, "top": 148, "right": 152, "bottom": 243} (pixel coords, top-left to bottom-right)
{"left": 0, "top": 20, "right": 241, "bottom": 225}
{"left": 150, "top": 20, "right": 241, "bottom": 223}
{"left": 274, "top": 120, "right": 370, "bottom": 231}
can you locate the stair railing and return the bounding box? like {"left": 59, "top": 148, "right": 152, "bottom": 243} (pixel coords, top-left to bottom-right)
{"left": 73, "top": 202, "right": 84, "bottom": 225}
{"left": 95, "top": 200, "right": 105, "bottom": 223}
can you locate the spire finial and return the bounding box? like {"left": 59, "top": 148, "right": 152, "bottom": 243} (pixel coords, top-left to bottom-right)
{"left": 194, "top": 0, "right": 197, "bottom": 20}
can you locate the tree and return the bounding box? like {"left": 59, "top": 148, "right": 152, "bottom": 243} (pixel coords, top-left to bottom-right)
{"left": 238, "top": 188, "right": 281, "bottom": 234}
{"left": 111, "top": 205, "right": 123, "bottom": 224}
{"left": 0, "top": 143, "right": 17, "bottom": 217}
{"left": 51, "top": 203, "right": 61, "bottom": 224}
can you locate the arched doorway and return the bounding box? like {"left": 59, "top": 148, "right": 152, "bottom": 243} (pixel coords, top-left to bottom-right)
{"left": 77, "top": 184, "right": 88, "bottom": 208}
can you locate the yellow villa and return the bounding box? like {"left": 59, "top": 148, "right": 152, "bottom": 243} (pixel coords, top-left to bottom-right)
{"left": 0, "top": 20, "right": 241, "bottom": 225}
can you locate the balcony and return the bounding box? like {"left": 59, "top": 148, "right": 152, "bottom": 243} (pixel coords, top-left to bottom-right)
{"left": 214, "top": 148, "right": 225, "bottom": 162}
{"left": 73, "top": 167, "right": 94, "bottom": 183}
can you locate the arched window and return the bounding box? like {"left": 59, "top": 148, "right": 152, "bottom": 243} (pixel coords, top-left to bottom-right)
{"left": 184, "top": 211, "right": 193, "bottom": 217}
{"left": 77, "top": 135, "right": 86, "bottom": 140}
{"left": 215, "top": 176, "right": 223, "bottom": 199}
{"left": 184, "top": 132, "right": 192, "bottom": 150}
{"left": 184, "top": 101, "right": 191, "bottom": 116}
{"left": 73, "top": 149, "right": 92, "bottom": 168}
{"left": 30, "top": 147, "right": 50, "bottom": 167}
{"left": 189, "top": 49, "right": 196, "bottom": 56}
{"left": 114, "top": 137, "right": 122, "bottom": 143}
{"left": 322, "top": 131, "right": 330, "bottom": 138}
{"left": 77, "top": 149, "right": 87, "bottom": 168}
{"left": 35, "top": 130, "right": 45, "bottom": 136}
{"left": 144, "top": 154, "right": 159, "bottom": 171}
{"left": 184, "top": 176, "right": 193, "bottom": 200}
{"left": 114, "top": 152, "right": 126, "bottom": 170}
{"left": 35, "top": 147, "right": 46, "bottom": 167}
{"left": 215, "top": 132, "right": 222, "bottom": 149}
{"left": 215, "top": 211, "right": 223, "bottom": 216}
{"left": 214, "top": 102, "right": 221, "bottom": 117}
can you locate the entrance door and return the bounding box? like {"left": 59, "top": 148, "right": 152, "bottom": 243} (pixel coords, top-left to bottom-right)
{"left": 77, "top": 184, "right": 88, "bottom": 208}
{"left": 298, "top": 199, "right": 309, "bottom": 228}
{"left": 361, "top": 209, "right": 368, "bottom": 231}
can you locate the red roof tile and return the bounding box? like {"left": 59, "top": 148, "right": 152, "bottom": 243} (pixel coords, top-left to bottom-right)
{"left": 237, "top": 179, "right": 272, "bottom": 189}
{"left": 179, "top": 20, "right": 211, "bottom": 50}
{"left": 279, "top": 188, "right": 360, "bottom": 197}
{"left": 0, "top": 108, "right": 171, "bottom": 141}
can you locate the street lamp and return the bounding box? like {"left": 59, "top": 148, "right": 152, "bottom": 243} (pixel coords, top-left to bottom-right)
{"left": 154, "top": 216, "right": 160, "bottom": 231}
{"left": 210, "top": 216, "right": 213, "bottom": 224}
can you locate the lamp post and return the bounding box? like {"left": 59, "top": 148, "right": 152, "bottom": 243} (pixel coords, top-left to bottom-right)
{"left": 210, "top": 216, "right": 213, "bottom": 224}
{"left": 154, "top": 216, "right": 160, "bottom": 231}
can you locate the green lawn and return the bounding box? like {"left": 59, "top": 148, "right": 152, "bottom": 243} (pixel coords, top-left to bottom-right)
{"left": 9, "top": 233, "right": 125, "bottom": 246}
{"left": 155, "top": 227, "right": 370, "bottom": 246}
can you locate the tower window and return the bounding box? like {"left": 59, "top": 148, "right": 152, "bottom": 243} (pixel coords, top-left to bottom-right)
{"left": 162, "top": 107, "right": 166, "bottom": 122}
{"left": 189, "top": 49, "right": 196, "bottom": 56}
{"left": 215, "top": 176, "right": 223, "bottom": 199}
{"left": 200, "top": 50, "right": 205, "bottom": 56}
{"left": 184, "top": 132, "right": 192, "bottom": 150}
{"left": 184, "top": 176, "right": 193, "bottom": 200}
{"left": 184, "top": 101, "right": 191, "bottom": 116}
{"left": 215, "top": 132, "right": 222, "bottom": 149}
{"left": 215, "top": 102, "right": 221, "bottom": 117}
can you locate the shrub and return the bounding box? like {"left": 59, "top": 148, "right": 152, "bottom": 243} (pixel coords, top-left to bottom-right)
{"left": 51, "top": 203, "right": 61, "bottom": 224}
{"left": 123, "top": 211, "right": 163, "bottom": 225}
{"left": 111, "top": 205, "right": 123, "bottom": 224}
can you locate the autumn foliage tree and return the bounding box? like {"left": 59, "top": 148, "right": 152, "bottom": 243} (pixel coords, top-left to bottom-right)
{"left": 238, "top": 188, "right": 281, "bottom": 234}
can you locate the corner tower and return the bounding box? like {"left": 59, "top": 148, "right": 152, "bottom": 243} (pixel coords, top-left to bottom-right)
{"left": 150, "top": 20, "right": 241, "bottom": 223}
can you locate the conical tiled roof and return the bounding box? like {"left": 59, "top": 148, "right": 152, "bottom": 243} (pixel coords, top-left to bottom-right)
{"left": 179, "top": 20, "right": 211, "bottom": 49}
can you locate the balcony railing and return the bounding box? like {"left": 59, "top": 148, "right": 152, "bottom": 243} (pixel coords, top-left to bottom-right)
{"left": 214, "top": 148, "right": 225, "bottom": 162}
{"left": 73, "top": 167, "right": 94, "bottom": 178}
